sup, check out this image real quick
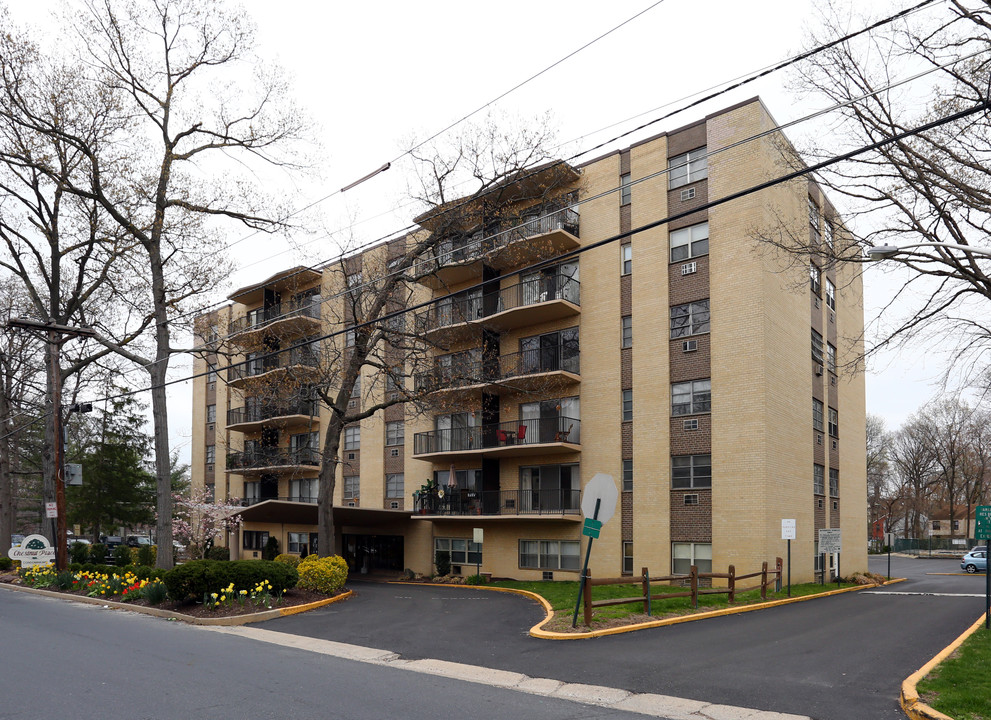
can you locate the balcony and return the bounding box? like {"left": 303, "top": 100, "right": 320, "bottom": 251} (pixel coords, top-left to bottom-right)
{"left": 412, "top": 416, "right": 580, "bottom": 460}
{"left": 242, "top": 495, "right": 318, "bottom": 506}
{"left": 412, "top": 488, "right": 581, "bottom": 518}
{"left": 228, "top": 296, "right": 322, "bottom": 341}
{"left": 227, "top": 347, "right": 320, "bottom": 388}
{"left": 414, "top": 347, "right": 579, "bottom": 396}
{"left": 225, "top": 447, "right": 321, "bottom": 475}
{"left": 416, "top": 205, "right": 580, "bottom": 290}
{"left": 226, "top": 400, "right": 319, "bottom": 432}
{"left": 414, "top": 272, "right": 580, "bottom": 342}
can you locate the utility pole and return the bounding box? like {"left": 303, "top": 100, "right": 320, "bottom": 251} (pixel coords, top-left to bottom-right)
{"left": 6, "top": 319, "right": 95, "bottom": 570}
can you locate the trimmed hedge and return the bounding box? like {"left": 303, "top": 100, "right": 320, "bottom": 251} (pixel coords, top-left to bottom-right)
{"left": 274, "top": 553, "right": 301, "bottom": 568}
{"left": 297, "top": 555, "right": 348, "bottom": 594}
{"left": 162, "top": 559, "right": 298, "bottom": 602}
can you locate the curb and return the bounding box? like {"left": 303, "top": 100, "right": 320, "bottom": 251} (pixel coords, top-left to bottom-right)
{"left": 0, "top": 581, "right": 351, "bottom": 625}
{"left": 392, "top": 578, "right": 905, "bottom": 639}
{"left": 900, "top": 613, "right": 987, "bottom": 720}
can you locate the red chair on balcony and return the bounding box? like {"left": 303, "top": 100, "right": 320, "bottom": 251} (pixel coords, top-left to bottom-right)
{"left": 497, "top": 429, "right": 508, "bottom": 444}
{"left": 517, "top": 424, "right": 527, "bottom": 442}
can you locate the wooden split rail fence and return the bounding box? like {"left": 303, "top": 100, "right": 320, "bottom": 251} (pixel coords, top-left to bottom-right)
{"left": 581, "top": 557, "right": 784, "bottom": 627}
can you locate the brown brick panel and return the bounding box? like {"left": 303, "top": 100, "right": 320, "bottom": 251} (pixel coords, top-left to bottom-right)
{"left": 830, "top": 500, "right": 840, "bottom": 528}
{"left": 670, "top": 489, "right": 712, "bottom": 542}
{"left": 810, "top": 293, "right": 824, "bottom": 333}
{"left": 384, "top": 403, "right": 404, "bottom": 422}
{"left": 812, "top": 371, "right": 825, "bottom": 402}
{"left": 666, "top": 121, "right": 707, "bottom": 158}
{"left": 621, "top": 264, "right": 632, "bottom": 314}
{"left": 620, "top": 150, "right": 631, "bottom": 175}
{"left": 342, "top": 448, "right": 360, "bottom": 477}
{"left": 813, "top": 435, "right": 826, "bottom": 466}
{"left": 621, "top": 204, "right": 631, "bottom": 235}
{"left": 668, "top": 256, "right": 710, "bottom": 306}
{"left": 621, "top": 347, "right": 633, "bottom": 389}
{"left": 814, "top": 496, "right": 826, "bottom": 532}
{"left": 622, "top": 422, "right": 633, "bottom": 458}
{"left": 667, "top": 208, "right": 708, "bottom": 233}
{"left": 384, "top": 451, "right": 404, "bottom": 475}
{"left": 669, "top": 415, "right": 712, "bottom": 455}
{"left": 666, "top": 181, "right": 708, "bottom": 217}
{"left": 669, "top": 335, "right": 711, "bottom": 384}
{"left": 622, "top": 491, "right": 633, "bottom": 542}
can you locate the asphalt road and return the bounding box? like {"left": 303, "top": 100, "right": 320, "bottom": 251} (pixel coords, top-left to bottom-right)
{"left": 0, "top": 588, "right": 653, "bottom": 720}
{"left": 260, "top": 555, "right": 989, "bottom": 720}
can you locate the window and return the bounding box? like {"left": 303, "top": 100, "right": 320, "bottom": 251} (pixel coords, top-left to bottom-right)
{"left": 825, "top": 220, "right": 834, "bottom": 248}
{"left": 813, "top": 399, "right": 824, "bottom": 432}
{"left": 345, "top": 329, "right": 355, "bottom": 347}
{"left": 519, "top": 327, "right": 579, "bottom": 375}
{"left": 672, "top": 542, "right": 712, "bottom": 574}
{"left": 825, "top": 278, "right": 836, "bottom": 310}
{"left": 206, "top": 404, "right": 216, "bottom": 423}
{"left": 622, "top": 459, "right": 633, "bottom": 491}
{"left": 814, "top": 464, "right": 825, "bottom": 495}
{"left": 810, "top": 263, "right": 822, "bottom": 296}
{"left": 672, "top": 454, "right": 711, "bottom": 489}
{"left": 205, "top": 445, "right": 215, "bottom": 464}
{"left": 672, "top": 379, "right": 711, "bottom": 416}
{"left": 827, "top": 343, "right": 837, "bottom": 373}
{"left": 620, "top": 173, "right": 631, "bottom": 205}
{"left": 828, "top": 408, "right": 838, "bottom": 438}
{"left": 808, "top": 198, "right": 821, "bottom": 241}
{"left": 668, "top": 147, "right": 708, "bottom": 189}
{"left": 932, "top": 521, "right": 941, "bottom": 531}
{"left": 953, "top": 520, "right": 960, "bottom": 531}
{"left": 386, "top": 421, "right": 405, "bottom": 446}
{"left": 434, "top": 468, "right": 481, "bottom": 491}
{"left": 621, "top": 315, "right": 632, "bottom": 348}
{"left": 829, "top": 468, "right": 839, "bottom": 498}
{"left": 622, "top": 390, "right": 633, "bottom": 422}
{"left": 242, "top": 530, "right": 269, "bottom": 550}
{"left": 386, "top": 473, "right": 404, "bottom": 498}
{"left": 343, "top": 475, "right": 359, "bottom": 499}
{"left": 207, "top": 363, "right": 218, "bottom": 383}
{"left": 670, "top": 222, "right": 709, "bottom": 262}
{"left": 288, "top": 532, "right": 308, "bottom": 554}
{"left": 344, "top": 425, "right": 360, "bottom": 450}
{"left": 435, "top": 537, "right": 482, "bottom": 566}
{"left": 621, "top": 244, "right": 632, "bottom": 275}
{"left": 243, "top": 481, "right": 259, "bottom": 503}
{"left": 812, "top": 330, "right": 824, "bottom": 365}
{"left": 385, "top": 369, "right": 405, "bottom": 395}
{"left": 290, "top": 477, "right": 318, "bottom": 502}
{"left": 351, "top": 375, "right": 361, "bottom": 398}
{"left": 814, "top": 543, "right": 822, "bottom": 572}
{"left": 623, "top": 541, "right": 634, "bottom": 574}
{"left": 519, "top": 540, "right": 580, "bottom": 571}
{"left": 670, "top": 299, "right": 710, "bottom": 338}
{"left": 346, "top": 272, "right": 363, "bottom": 289}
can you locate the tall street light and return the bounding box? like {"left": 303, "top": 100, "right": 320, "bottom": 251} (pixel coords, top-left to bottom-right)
{"left": 866, "top": 242, "right": 991, "bottom": 261}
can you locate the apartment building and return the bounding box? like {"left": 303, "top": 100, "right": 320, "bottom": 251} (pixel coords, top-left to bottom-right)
{"left": 190, "top": 97, "right": 867, "bottom": 583}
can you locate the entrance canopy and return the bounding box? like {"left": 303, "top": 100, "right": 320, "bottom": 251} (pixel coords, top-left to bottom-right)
{"left": 237, "top": 500, "right": 409, "bottom": 528}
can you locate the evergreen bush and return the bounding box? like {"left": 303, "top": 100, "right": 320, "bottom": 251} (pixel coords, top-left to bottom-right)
{"left": 113, "top": 544, "right": 132, "bottom": 566}
{"left": 206, "top": 546, "right": 230, "bottom": 561}
{"left": 435, "top": 550, "right": 451, "bottom": 576}
{"left": 89, "top": 543, "right": 107, "bottom": 564}
{"left": 162, "top": 559, "right": 298, "bottom": 602}
{"left": 0, "top": 557, "right": 12, "bottom": 571}
{"left": 69, "top": 542, "right": 89, "bottom": 565}
{"left": 297, "top": 555, "right": 348, "bottom": 594}
{"left": 136, "top": 544, "right": 156, "bottom": 566}
{"left": 274, "top": 553, "right": 301, "bottom": 568}
{"left": 262, "top": 536, "right": 280, "bottom": 561}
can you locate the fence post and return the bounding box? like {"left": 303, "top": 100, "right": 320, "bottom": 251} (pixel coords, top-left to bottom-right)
{"left": 776, "top": 557, "right": 783, "bottom": 593}
{"left": 690, "top": 565, "right": 698, "bottom": 609}
{"left": 642, "top": 567, "right": 650, "bottom": 615}
{"left": 583, "top": 570, "right": 593, "bottom": 626}
{"left": 760, "top": 561, "right": 768, "bottom": 600}
{"left": 728, "top": 564, "right": 736, "bottom": 603}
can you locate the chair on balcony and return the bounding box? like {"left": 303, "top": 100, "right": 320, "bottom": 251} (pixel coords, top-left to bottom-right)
{"left": 517, "top": 424, "right": 527, "bottom": 442}
{"left": 554, "top": 424, "right": 574, "bottom": 442}
{"left": 497, "top": 429, "right": 508, "bottom": 444}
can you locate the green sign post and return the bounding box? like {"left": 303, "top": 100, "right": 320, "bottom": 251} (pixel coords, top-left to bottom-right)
{"left": 976, "top": 506, "right": 990, "bottom": 630}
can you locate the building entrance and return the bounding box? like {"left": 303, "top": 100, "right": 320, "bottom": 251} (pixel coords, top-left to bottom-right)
{"left": 342, "top": 534, "right": 404, "bottom": 574}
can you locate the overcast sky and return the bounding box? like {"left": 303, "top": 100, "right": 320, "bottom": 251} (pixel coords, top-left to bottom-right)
{"left": 7, "top": 0, "right": 962, "bottom": 462}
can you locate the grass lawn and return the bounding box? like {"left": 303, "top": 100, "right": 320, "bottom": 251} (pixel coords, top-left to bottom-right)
{"left": 491, "top": 578, "right": 858, "bottom": 631}
{"left": 917, "top": 626, "right": 991, "bottom": 720}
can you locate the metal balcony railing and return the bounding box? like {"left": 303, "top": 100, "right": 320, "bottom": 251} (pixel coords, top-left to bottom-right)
{"left": 241, "top": 495, "right": 318, "bottom": 506}
{"left": 228, "top": 296, "right": 322, "bottom": 335}
{"left": 413, "top": 345, "right": 579, "bottom": 392}
{"left": 413, "top": 416, "right": 580, "bottom": 455}
{"left": 227, "top": 400, "right": 318, "bottom": 426}
{"left": 414, "top": 272, "right": 580, "bottom": 335}
{"left": 412, "top": 488, "right": 581, "bottom": 516}
{"left": 227, "top": 347, "right": 320, "bottom": 382}
{"left": 226, "top": 447, "right": 321, "bottom": 470}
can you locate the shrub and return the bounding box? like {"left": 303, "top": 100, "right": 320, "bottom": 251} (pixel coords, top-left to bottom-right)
{"left": 136, "top": 544, "right": 156, "bottom": 567}
{"left": 89, "top": 543, "right": 107, "bottom": 565}
{"left": 274, "top": 553, "right": 301, "bottom": 568}
{"left": 206, "top": 546, "right": 230, "bottom": 561}
{"left": 0, "top": 557, "right": 12, "bottom": 571}
{"left": 297, "top": 555, "right": 348, "bottom": 594}
{"left": 464, "top": 574, "right": 487, "bottom": 585}
{"left": 113, "top": 545, "right": 132, "bottom": 566}
{"left": 435, "top": 550, "right": 451, "bottom": 577}
{"left": 69, "top": 542, "right": 89, "bottom": 565}
{"left": 262, "top": 536, "right": 280, "bottom": 561}
{"left": 142, "top": 580, "right": 168, "bottom": 605}
{"left": 162, "top": 560, "right": 298, "bottom": 602}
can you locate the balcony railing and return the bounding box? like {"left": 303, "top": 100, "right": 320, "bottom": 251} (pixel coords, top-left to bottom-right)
{"left": 413, "top": 488, "right": 580, "bottom": 516}
{"left": 414, "top": 272, "right": 580, "bottom": 335}
{"left": 226, "top": 447, "right": 321, "bottom": 471}
{"left": 414, "top": 346, "right": 579, "bottom": 393}
{"left": 228, "top": 296, "right": 322, "bottom": 336}
{"left": 413, "top": 416, "right": 580, "bottom": 456}
{"left": 227, "top": 347, "right": 320, "bottom": 383}
{"left": 227, "top": 400, "right": 318, "bottom": 426}
{"left": 241, "top": 495, "right": 318, "bottom": 506}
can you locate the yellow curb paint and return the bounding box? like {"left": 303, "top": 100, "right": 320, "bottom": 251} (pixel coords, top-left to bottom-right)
{"left": 900, "top": 613, "right": 987, "bottom": 720}
{"left": 279, "top": 591, "right": 352, "bottom": 617}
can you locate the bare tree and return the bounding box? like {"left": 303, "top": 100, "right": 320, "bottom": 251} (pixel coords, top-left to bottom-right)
{"left": 959, "top": 407, "right": 991, "bottom": 538}
{"left": 889, "top": 416, "right": 939, "bottom": 538}
{"left": 865, "top": 413, "right": 890, "bottom": 540}
{"left": 0, "top": 0, "right": 309, "bottom": 567}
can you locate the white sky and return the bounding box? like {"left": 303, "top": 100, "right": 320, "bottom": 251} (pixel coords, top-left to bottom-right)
{"left": 7, "top": 0, "right": 961, "bottom": 462}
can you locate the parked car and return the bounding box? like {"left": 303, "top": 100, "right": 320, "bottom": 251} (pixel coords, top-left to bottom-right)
{"left": 126, "top": 535, "right": 152, "bottom": 548}
{"left": 961, "top": 550, "right": 987, "bottom": 574}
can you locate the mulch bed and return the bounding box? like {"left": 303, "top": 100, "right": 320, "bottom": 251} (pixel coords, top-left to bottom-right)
{"left": 0, "top": 573, "right": 343, "bottom": 619}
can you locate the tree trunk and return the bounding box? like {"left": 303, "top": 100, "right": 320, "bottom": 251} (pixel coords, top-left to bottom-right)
{"left": 147, "top": 242, "right": 174, "bottom": 569}
{"left": 0, "top": 375, "right": 14, "bottom": 556}
{"left": 316, "top": 413, "right": 344, "bottom": 557}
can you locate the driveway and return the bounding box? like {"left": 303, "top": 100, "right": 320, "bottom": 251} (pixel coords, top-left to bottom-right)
{"left": 259, "top": 555, "right": 986, "bottom": 720}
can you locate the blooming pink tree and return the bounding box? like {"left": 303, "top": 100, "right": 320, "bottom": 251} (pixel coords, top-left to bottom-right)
{"left": 172, "top": 489, "right": 243, "bottom": 559}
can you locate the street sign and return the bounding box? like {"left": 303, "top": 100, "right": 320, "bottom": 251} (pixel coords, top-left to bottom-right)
{"left": 976, "top": 505, "right": 991, "bottom": 539}
{"left": 581, "top": 473, "right": 618, "bottom": 523}
{"left": 473, "top": 527, "right": 484, "bottom": 545}
{"left": 781, "top": 519, "right": 796, "bottom": 540}
{"left": 45, "top": 502, "right": 58, "bottom": 519}
{"left": 885, "top": 532, "right": 895, "bottom": 546}
{"left": 582, "top": 518, "right": 602, "bottom": 539}
{"left": 818, "top": 528, "right": 842, "bottom": 554}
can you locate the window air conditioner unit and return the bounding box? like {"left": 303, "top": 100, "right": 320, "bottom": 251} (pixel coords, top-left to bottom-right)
{"left": 683, "top": 419, "right": 699, "bottom": 430}
{"left": 829, "top": 312, "right": 835, "bottom": 323}
{"left": 391, "top": 448, "right": 399, "bottom": 457}
{"left": 680, "top": 187, "right": 696, "bottom": 201}
{"left": 815, "top": 365, "right": 823, "bottom": 376}
{"left": 683, "top": 339, "right": 698, "bottom": 352}
{"left": 347, "top": 501, "right": 356, "bottom": 507}
{"left": 684, "top": 493, "right": 699, "bottom": 505}
{"left": 830, "top": 376, "right": 837, "bottom": 386}
{"left": 816, "top": 433, "right": 823, "bottom": 445}
{"left": 347, "top": 452, "right": 355, "bottom": 460}
{"left": 832, "top": 440, "right": 838, "bottom": 450}
{"left": 681, "top": 262, "right": 697, "bottom": 276}
{"left": 390, "top": 501, "right": 399, "bottom": 509}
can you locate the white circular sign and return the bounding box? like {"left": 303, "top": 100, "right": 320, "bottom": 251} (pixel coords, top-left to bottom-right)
{"left": 581, "top": 473, "right": 618, "bottom": 524}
